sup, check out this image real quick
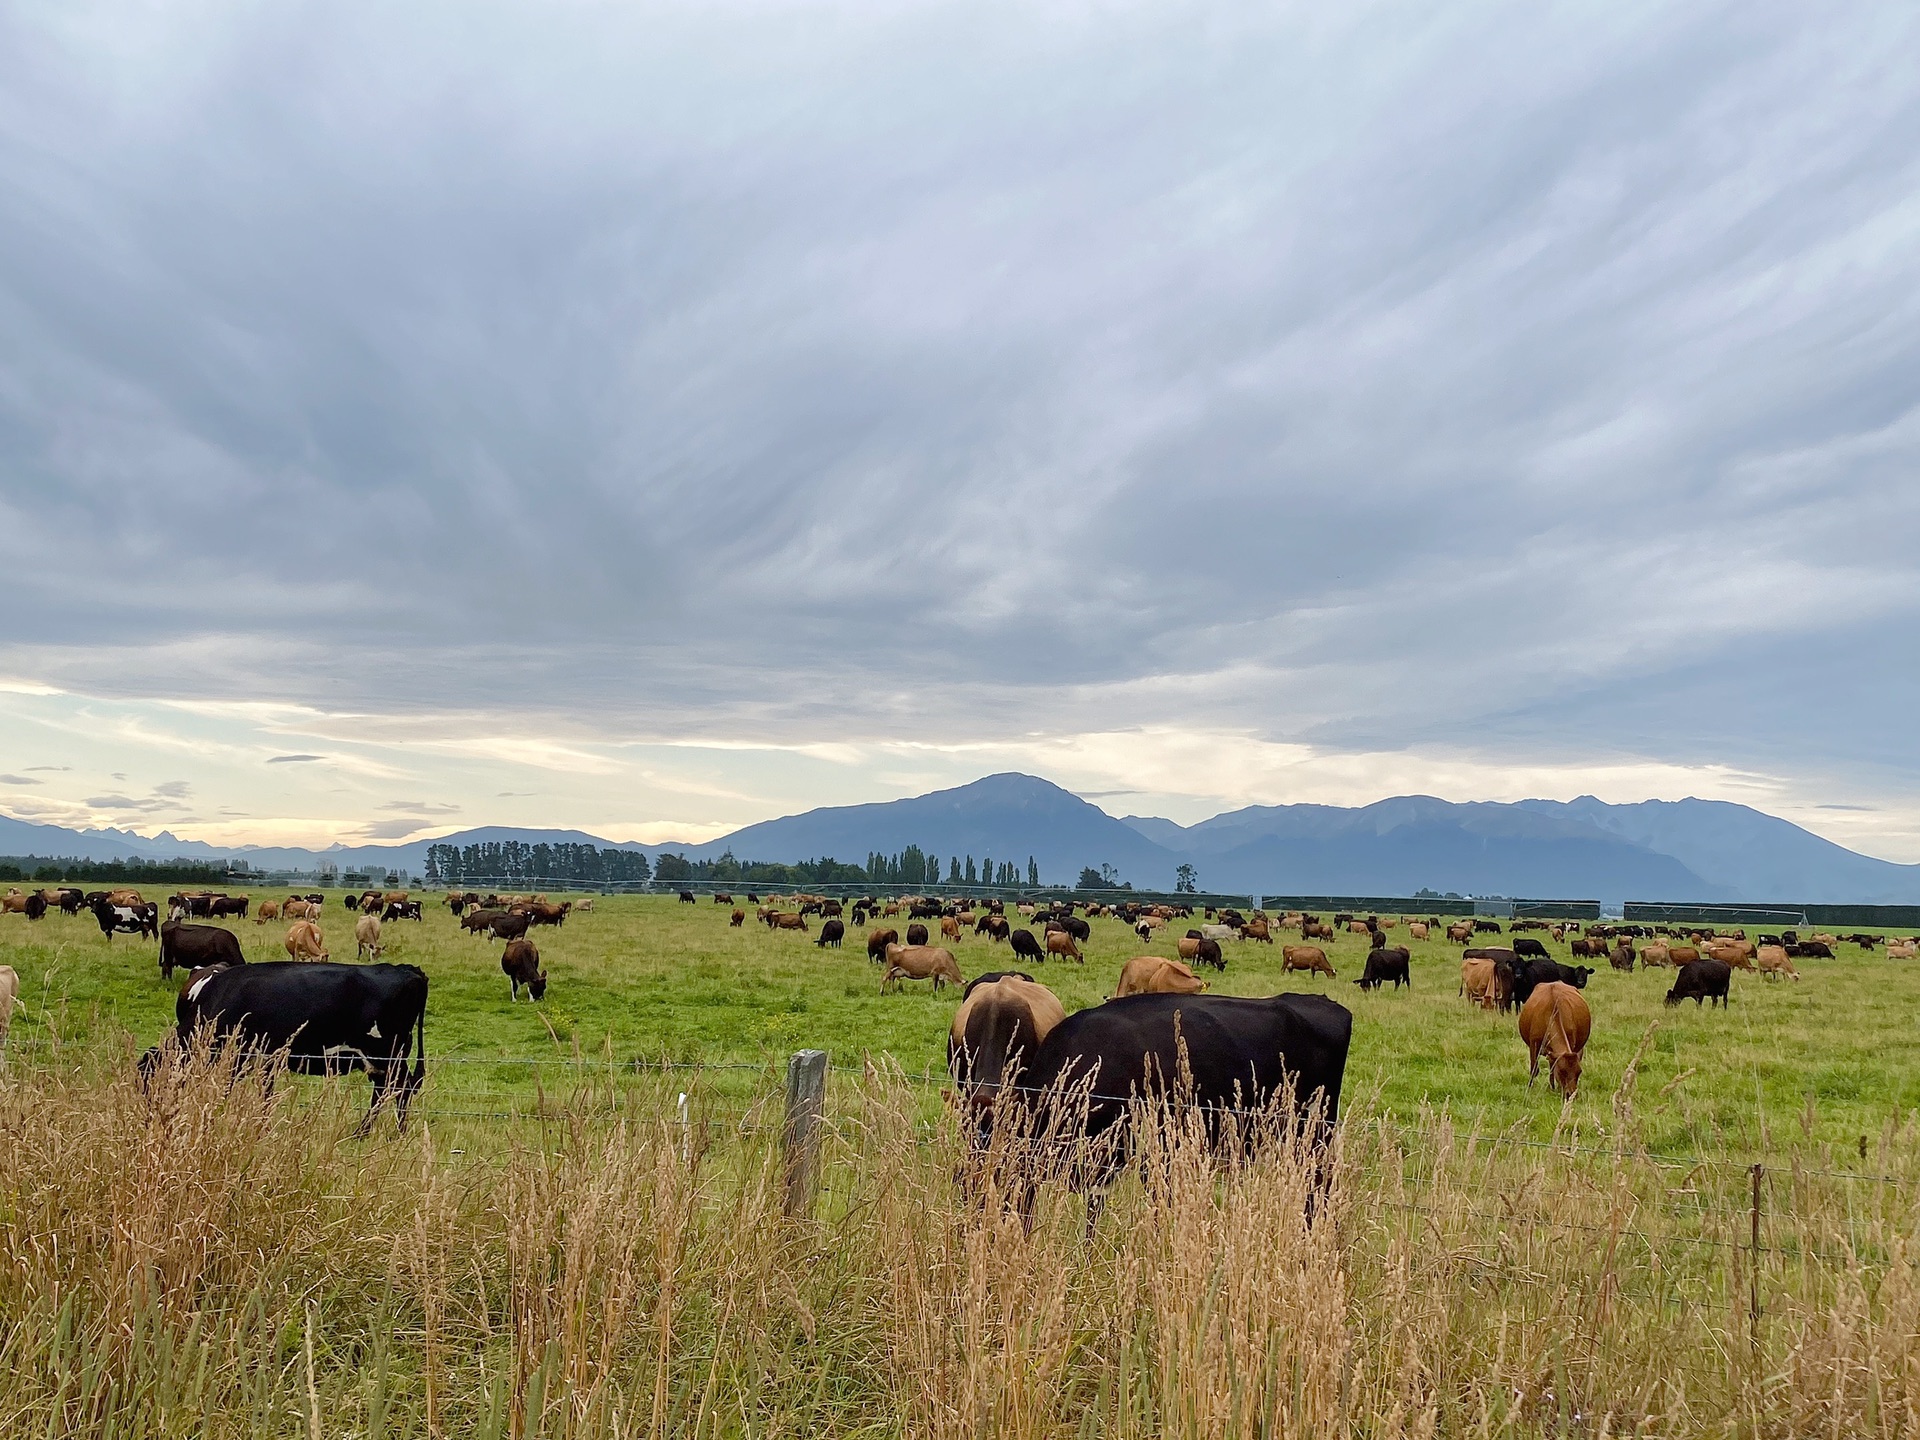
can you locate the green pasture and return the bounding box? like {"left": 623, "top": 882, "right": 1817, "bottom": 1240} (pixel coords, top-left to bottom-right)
{"left": 2, "top": 893, "right": 1915, "bottom": 1157}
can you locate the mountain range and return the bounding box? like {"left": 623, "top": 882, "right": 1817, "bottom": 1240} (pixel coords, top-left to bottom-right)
{"left": 4, "top": 773, "right": 1918, "bottom": 903}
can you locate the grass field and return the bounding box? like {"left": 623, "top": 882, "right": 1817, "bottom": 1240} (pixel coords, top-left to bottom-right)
{"left": 5, "top": 892, "right": 1920, "bottom": 1436}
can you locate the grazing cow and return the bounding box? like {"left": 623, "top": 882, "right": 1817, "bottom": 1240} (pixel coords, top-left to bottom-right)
{"left": 906, "top": 922, "right": 930, "bottom": 947}
{"left": 1005, "top": 992, "right": 1352, "bottom": 1234}
{"left": 866, "top": 927, "right": 900, "bottom": 964}
{"left": 730, "top": 908, "right": 745, "bottom": 927}
{"left": 678, "top": 891, "right": 697, "bottom": 904}
{"left": 1666, "top": 959, "right": 1732, "bottom": 1006}
{"left": 461, "top": 908, "right": 504, "bottom": 935}
{"left": 1009, "top": 929, "right": 1045, "bottom": 963}
{"left": 525, "top": 901, "right": 569, "bottom": 928}
{"left": 1518, "top": 983, "right": 1591, "bottom": 1096}
{"left": 1570, "top": 937, "right": 1608, "bottom": 960}
{"left": 941, "top": 915, "right": 962, "bottom": 943}
{"left": 0, "top": 965, "right": 15, "bottom": 1063}
{"left": 284, "top": 920, "right": 328, "bottom": 962}
{"left": 1282, "top": 944, "right": 1335, "bottom": 980}
{"left": 815, "top": 918, "right": 845, "bottom": 949}
{"left": 1668, "top": 945, "right": 1702, "bottom": 966}
{"left": 92, "top": 898, "right": 159, "bottom": 941}
{"left": 1461, "top": 948, "right": 1519, "bottom": 1010}
{"left": 1053, "top": 915, "right": 1092, "bottom": 943}
{"left": 1640, "top": 943, "right": 1673, "bottom": 968}
{"left": 502, "top": 938, "right": 546, "bottom": 1000}
{"left": 771, "top": 912, "right": 808, "bottom": 933}
{"left": 1302, "top": 920, "right": 1335, "bottom": 941}
{"left": 1706, "top": 943, "right": 1755, "bottom": 970}
{"left": 1243, "top": 918, "right": 1273, "bottom": 944}
{"left": 487, "top": 912, "right": 533, "bottom": 942}
{"left": 574, "top": 899, "right": 594, "bottom": 913}
{"left": 1757, "top": 944, "right": 1800, "bottom": 981}
{"left": 1044, "top": 930, "right": 1084, "bottom": 963}
{"left": 382, "top": 900, "right": 424, "bottom": 922}
{"left": 1460, "top": 957, "right": 1498, "bottom": 1010}
{"left": 713, "top": 893, "right": 732, "bottom": 905}
{"left": 1512, "top": 937, "right": 1550, "bottom": 961}
{"left": 1508, "top": 958, "right": 1592, "bottom": 1009}
{"left": 1112, "top": 955, "right": 1207, "bottom": 997}
{"left": 948, "top": 972, "right": 1066, "bottom": 1121}
{"left": 1176, "top": 935, "right": 1225, "bottom": 971}
{"left": 881, "top": 943, "right": 963, "bottom": 992}
{"left": 1354, "top": 947, "right": 1411, "bottom": 991}
{"left": 1201, "top": 923, "right": 1238, "bottom": 943}
{"left": 142, "top": 962, "right": 428, "bottom": 1131}
{"left": 283, "top": 899, "right": 317, "bottom": 922}
{"left": 1610, "top": 943, "right": 1636, "bottom": 972}
{"left": 256, "top": 899, "right": 282, "bottom": 924}
{"left": 1446, "top": 922, "right": 1474, "bottom": 944}
{"left": 159, "top": 920, "right": 244, "bottom": 980}
{"left": 207, "top": 895, "right": 250, "bottom": 920}
{"left": 355, "top": 914, "right": 383, "bottom": 959}
{"left": 1406, "top": 921, "right": 1429, "bottom": 941}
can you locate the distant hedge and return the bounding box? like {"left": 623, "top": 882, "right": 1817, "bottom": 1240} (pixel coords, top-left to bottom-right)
{"left": 0, "top": 855, "right": 237, "bottom": 886}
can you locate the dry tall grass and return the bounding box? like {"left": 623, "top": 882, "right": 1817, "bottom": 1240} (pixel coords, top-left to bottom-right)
{"left": 4, "top": 1047, "right": 1920, "bottom": 1437}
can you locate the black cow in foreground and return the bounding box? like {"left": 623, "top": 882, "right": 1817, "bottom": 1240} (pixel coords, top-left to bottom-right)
{"left": 140, "top": 962, "right": 428, "bottom": 1132}
{"left": 815, "top": 918, "right": 845, "bottom": 949}
{"left": 1667, "top": 959, "right": 1732, "bottom": 1007}
{"left": 1354, "top": 946, "right": 1411, "bottom": 991}
{"left": 992, "top": 992, "right": 1352, "bottom": 1236}
{"left": 159, "top": 920, "right": 245, "bottom": 980}
{"left": 93, "top": 898, "right": 158, "bottom": 941}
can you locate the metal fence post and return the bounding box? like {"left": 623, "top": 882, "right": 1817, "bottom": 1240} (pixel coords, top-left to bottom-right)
{"left": 783, "top": 1049, "right": 829, "bottom": 1219}
{"left": 1749, "top": 1162, "right": 1763, "bottom": 1350}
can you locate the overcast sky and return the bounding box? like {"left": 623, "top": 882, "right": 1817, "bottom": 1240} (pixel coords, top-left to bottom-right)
{"left": 1, "top": 1, "right": 1917, "bottom": 857}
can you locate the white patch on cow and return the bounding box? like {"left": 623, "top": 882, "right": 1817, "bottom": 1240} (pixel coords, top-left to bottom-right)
{"left": 185, "top": 973, "right": 216, "bottom": 1002}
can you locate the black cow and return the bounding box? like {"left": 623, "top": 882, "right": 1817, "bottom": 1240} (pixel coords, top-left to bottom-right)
{"left": 1512, "top": 937, "right": 1551, "bottom": 961}
{"left": 1009, "top": 928, "right": 1044, "bottom": 963}
{"left": 1792, "top": 940, "right": 1834, "bottom": 959}
{"left": 815, "top": 918, "right": 846, "bottom": 949}
{"left": 906, "top": 922, "right": 929, "bottom": 947}
{"left": 92, "top": 898, "right": 158, "bottom": 941}
{"left": 502, "top": 938, "right": 546, "bottom": 1000}
{"left": 141, "top": 962, "right": 428, "bottom": 1131}
{"left": 1005, "top": 993, "right": 1352, "bottom": 1234}
{"left": 1050, "top": 915, "right": 1091, "bottom": 943}
{"left": 1473, "top": 920, "right": 1504, "bottom": 934}
{"left": 1354, "top": 947, "right": 1410, "bottom": 991}
{"left": 56, "top": 888, "right": 86, "bottom": 915}
{"left": 159, "top": 920, "right": 245, "bottom": 980}
{"left": 487, "top": 911, "right": 532, "bottom": 942}
{"left": 24, "top": 891, "right": 46, "bottom": 921}
{"left": 1192, "top": 937, "right": 1225, "bottom": 971}
{"left": 207, "top": 896, "right": 250, "bottom": 920}
{"left": 1509, "top": 958, "right": 1592, "bottom": 1007}
{"left": 461, "top": 908, "right": 506, "bottom": 935}
{"left": 678, "top": 891, "right": 697, "bottom": 904}
{"left": 1666, "top": 959, "right": 1732, "bottom": 1007}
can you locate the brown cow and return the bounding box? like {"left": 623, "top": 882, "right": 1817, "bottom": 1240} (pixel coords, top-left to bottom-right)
{"left": 948, "top": 973, "right": 1065, "bottom": 1112}
{"left": 502, "top": 938, "right": 547, "bottom": 1000}
{"left": 1460, "top": 957, "right": 1498, "bottom": 1010}
{"left": 1518, "top": 982, "right": 1591, "bottom": 1096}
{"left": 1757, "top": 944, "right": 1801, "bottom": 981}
{"left": 1640, "top": 943, "right": 1674, "bottom": 968}
{"left": 881, "top": 944, "right": 963, "bottom": 992}
{"left": 1446, "top": 922, "right": 1474, "bottom": 944}
{"left": 730, "top": 908, "right": 745, "bottom": 927}
{"left": 1407, "top": 921, "right": 1429, "bottom": 941}
{"left": 1669, "top": 945, "right": 1702, "bottom": 966}
{"left": 1889, "top": 940, "right": 1917, "bottom": 961}
{"left": 1242, "top": 917, "right": 1273, "bottom": 944}
{"left": 771, "top": 912, "right": 808, "bottom": 931}
{"left": 284, "top": 920, "right": 328, "bottom": 962}
{"left": 255, "top": 899, "right": 281, "bottom": 924}
{"left": 1044, "top": 930, "right": 1084, "bottom": 963}
{"left": 354, "top": 913, "right": 383, "bottom": 959}
{"left": 283, "top": 898, "right": 317, "bottom": 921}
{"left": 1112, "top": 955, "right": 1207, "bottom": 997}
{"left": 941, "top": 915, "right": 963, "bottom": 943}
{"left": 866, "top": 927, "right": 900, "bottom": 963}
{"left": 1706, "top": 943, "right": 1754, "bottom": 971}
{"left": 1282, "top": 944, "right": 1335, "bottom": 979}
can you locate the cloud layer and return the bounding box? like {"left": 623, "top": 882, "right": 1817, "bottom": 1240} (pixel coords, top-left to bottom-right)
{"left": 0, "top": 1, "right": 1916, "bottom": 853}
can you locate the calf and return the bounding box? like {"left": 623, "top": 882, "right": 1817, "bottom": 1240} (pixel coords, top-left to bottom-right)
{"left": 159, "top": 920, "right": 244, "bottom": 980}
{"left": 502, "top": 938, "right": 546, "bottom": 1000}
{"left": 1354, "top": 946, "right": 1410, "bottom": 991}
{"left": 1666, "top": 959, "right": 1732, "bottom": 1007}
{"left": 1112, "top": 955, "right": 1208, "bottom": 997}
{"left": 141, "top": 962, "right": 427, "bottom": 1132}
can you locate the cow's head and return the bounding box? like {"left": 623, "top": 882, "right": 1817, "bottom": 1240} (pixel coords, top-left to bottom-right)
{"left": 529, "top": 969, "right": 548, "bottom": 1000}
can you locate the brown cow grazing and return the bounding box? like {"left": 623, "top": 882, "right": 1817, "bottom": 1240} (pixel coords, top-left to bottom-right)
{"left": 283, "top": 898, "right": 317, "bottom": 921}
{"left": 941, "top": 915, "right": 963, "bottom": 943}
{"left": 355, "top": 913, "right": 383, "bottom": 959}
{"left": 1113, "top": 955, "right": 1207, "bottom": 997}
{"left": 0, "top": 964, "right": 16, "bottom": 1064}
{"left": 881, "top": 944, "right": 963, "bottom": 992}
{"left": 772, "top": 912, "right": 808, "bottom": 932}
{"left": 1446, "top": 921, "right": 1474, "bottom": 944}
{"left": 1460, "top": 957, "right": 1498, "bottom": 1010}
{"left": 1518, "top": 982, "right": 1591, "bottom": 1096}
{"left": 1669, "top": 945, "right": 1702, "bottom": 966}
{"left": 1407, "top": 921, "right": 1429, "bottom": 941}
{"left": 1282, "top": 944, "right": 1335, "bottom": 980}
{"left": 255, "top": 899, "right": 281, "bottom": 924}
{"left": 284, "top": 920, "right": 328, "bottom": 963}
{"left": 1610, "top": 942, "right": 1636, "bottom": 973}
{"left": 1640, "top": 943, "right": 1674, "bottom": 968}
{"left": 1706, "top": 943, "right": 1754, "bottom": 970}
{"left": 866, "top": 927, "right": 900, "bottom": 964}
{"left": 1044, "top": 930, "right": 1084, "bottom": 963}
{"left": 730, "top": 908, "right": 745, "bottom": 927}
{"left": 502, "top": 938, "right": 547, "bottom": 1000}
{"left": 1242, "top": 917, "right": 1273, "bottom": 944}
{"left": 1757, "top": 944, "right": 1801, "bottom": 981}
{"left": 948, "top": 972, "right": 1066, "bottom": 1116}
{"left": 1303, "top": 920, "right": 1335, "bottom": 941}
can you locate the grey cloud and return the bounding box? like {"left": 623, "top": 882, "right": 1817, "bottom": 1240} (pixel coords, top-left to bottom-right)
{"left": 356, "top": 818, "right": 438, "bottom": 840}
{"left": 266, "top": 754, "right": 324, "bottom": 764}
{"left": 379, "top": 800, "right": 460, "bottom": 815}
{"left": 0, "top": 774, "right": 41, "bottom": 785}
{"left": 153, "top": 780, "right": 191, "bottom": 798}
{"left": 23, "top": 765, "right": 68, "bottom": 772}
{"left": 0, "top": 2, "right": 1915, "bottom": 814}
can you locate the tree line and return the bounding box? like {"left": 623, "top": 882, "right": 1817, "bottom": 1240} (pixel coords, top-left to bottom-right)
{"left": 425, "top": 841, "right": 654, "bottom": 885}
{"left": 0, "top": 855, "right": 236, "bottom": 885}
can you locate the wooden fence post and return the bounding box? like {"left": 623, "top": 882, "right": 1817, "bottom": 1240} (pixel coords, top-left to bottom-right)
{"left": 1749, "top": 1162, "right": 1763, "bottom": 1351}
{"left": 784, "top": 1049, "right": 829, "bottom": 1219}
